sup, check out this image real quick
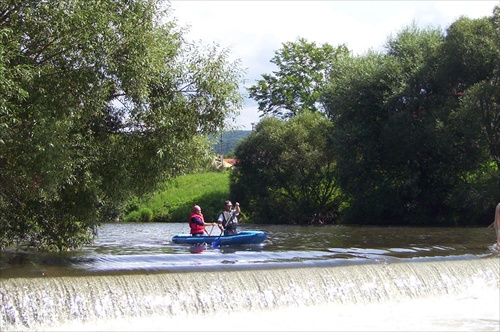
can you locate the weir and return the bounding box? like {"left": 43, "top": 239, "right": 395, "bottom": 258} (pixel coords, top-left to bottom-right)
{"left": 1, "top": 258, "right": 499, "bottom": 331}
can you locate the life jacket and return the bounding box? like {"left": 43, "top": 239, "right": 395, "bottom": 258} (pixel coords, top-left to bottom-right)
{"left": 189, "top": 212, "right": 205, "bottom": 234}
{"left": 221, "top": 211, "right": 237, "bottom": 229}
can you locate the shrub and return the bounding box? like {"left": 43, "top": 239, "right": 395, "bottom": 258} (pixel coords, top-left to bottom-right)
{"left": 139, "top": 208, "right": 153, "bottom": 222}
{"left": 123, "top": 208, "right": 153, "bottom": 222}
{"left": 123, "top": 210, "right": 141, "bottom": 222}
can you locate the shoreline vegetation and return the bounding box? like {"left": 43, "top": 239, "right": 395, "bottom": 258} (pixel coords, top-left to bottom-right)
{"left": 124, "top": 171, "right": 231, "bottom": 224}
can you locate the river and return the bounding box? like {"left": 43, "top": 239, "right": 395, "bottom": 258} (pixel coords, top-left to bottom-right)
{"left": 1, "top": 223, "right": 499, "bottom": 331}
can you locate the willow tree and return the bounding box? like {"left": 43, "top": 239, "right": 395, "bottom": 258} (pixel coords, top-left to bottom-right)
{"left": 0, "top": 0, "right": 244, "bottom": 250}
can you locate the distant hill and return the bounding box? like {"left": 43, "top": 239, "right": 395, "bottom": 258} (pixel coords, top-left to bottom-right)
{"left": 211, "top": 130, "right": 251, "bottom": 156}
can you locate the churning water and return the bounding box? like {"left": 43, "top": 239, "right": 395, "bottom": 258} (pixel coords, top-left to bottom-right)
{"left": 1, "top": 223, "right": 499, "bottom": 331}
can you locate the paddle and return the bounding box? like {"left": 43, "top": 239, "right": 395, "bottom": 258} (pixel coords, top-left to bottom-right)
{"left": 206, "top": 224, "right": 215, "bottom": 235}
{"left": 211, "top": 210, "right": 236, "bottom": 248}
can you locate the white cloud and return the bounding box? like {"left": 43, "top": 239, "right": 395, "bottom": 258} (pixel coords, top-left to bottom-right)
{"left": 170, "top": 0, "right": 498, "bottom": 130}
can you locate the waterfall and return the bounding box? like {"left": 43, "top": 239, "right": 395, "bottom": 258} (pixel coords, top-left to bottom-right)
{"left": 1, "top": 258, "right": 498, "bottom": 331}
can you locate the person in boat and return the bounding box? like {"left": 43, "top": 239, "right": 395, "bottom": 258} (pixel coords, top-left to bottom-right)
{"left": 217, "top": 200, "right": 240, "bottom": 236}
{"left": 190, "top": 205, "right": 215, "bottom": 236}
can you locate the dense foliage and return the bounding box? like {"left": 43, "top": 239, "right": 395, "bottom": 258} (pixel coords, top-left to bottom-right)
{"left": 0, "top": 0, "right": 244, "bottom": 250}
{"left": 248, "top": 38, "right": 349, "bottom": 119}
{"left": 240, "top": 7, "right": 499, "bottom": 226}
{"left": 323, "top": 14, "right": 499, "bottom": 226}
{"left": 232, "top": 111, "right": 343, "bottom": 224}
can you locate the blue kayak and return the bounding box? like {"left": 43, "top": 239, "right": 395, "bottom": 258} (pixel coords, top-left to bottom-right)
{"left": 171, "top": 230, "right": 267, "bottom": 245}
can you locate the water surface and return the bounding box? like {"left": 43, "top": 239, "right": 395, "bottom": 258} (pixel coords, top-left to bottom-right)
{"left": 1, "top": 223, "right": 497, "bottom": 278}
{"left": 1, "top": 223, "right": 499, "bottom": 332}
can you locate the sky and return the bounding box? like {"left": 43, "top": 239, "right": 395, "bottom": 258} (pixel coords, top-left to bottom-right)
{"left": 170, "top": 1, "right": 498, "bottom": 130}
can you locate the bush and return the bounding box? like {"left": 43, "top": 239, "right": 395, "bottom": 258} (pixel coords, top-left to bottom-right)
{"left": 123, "top": 208, "right": 153, "bottom": 222}
{"left": 123, "top": 210, "right": 141, "bottom": 222}
{"left": 139, "top": 208, "right": 153, "bottom": 222}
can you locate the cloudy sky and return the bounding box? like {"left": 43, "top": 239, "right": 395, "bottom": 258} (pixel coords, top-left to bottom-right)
{"left": 170, "top": 1, "right": 498, "bottom": 130}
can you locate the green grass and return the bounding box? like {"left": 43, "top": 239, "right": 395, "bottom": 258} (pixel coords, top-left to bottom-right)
{"left": 124, "top": 171, "right": 231, "bottom": 222}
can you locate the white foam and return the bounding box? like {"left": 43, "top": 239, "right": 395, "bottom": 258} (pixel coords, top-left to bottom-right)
{"left": 43, "top": 288, "right": 499, "bottom": 331}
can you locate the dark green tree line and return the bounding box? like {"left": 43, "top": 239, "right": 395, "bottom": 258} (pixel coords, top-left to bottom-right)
{"left": 239, "top": 7, "right": 498, "bottom": 226}
{"left": 323, "top": 9, "right": 499, "bottom": 225}
{"left": 0, "top": 0, "right": 244, "bottom": 250}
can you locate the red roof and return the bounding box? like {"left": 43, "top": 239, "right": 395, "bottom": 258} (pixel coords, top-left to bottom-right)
{"left": 223, "top": 159, "right": 238, "bottom": 166}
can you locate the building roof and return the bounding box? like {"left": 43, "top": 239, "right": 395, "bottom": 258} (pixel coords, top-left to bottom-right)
{"left": 223, "top": 158, "right": 237, "bottom": 166}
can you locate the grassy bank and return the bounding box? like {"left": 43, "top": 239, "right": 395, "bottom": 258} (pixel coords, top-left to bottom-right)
{"left": 124, "top": 171, "right": 231, "bottom": 223}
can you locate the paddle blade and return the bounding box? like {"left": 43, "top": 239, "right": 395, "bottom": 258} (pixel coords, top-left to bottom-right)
{"left": 211, "top": 239, "right": 221, "bottom": 248}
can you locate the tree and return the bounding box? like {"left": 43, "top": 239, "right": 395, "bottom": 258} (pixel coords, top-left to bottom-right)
{"left": 323, "top": 10, "right": 499, "bottom": 226}
{"left": 248, "top": 37, "right": 349, "bottom": 119}
{"left": 324, "top": 25, "right": 457, "bottom": 225}
{"left": 323, "top": 51, "right": 414, "bottom": 225}
{"left": 440, "top": 8, "right": 500, "bottom": 221}
{"left": 439, "top": 10, "right": 500, "bottom": 171}
{"left": 231, "top": 111, "right": 342, "bottom": 224}
{"left": 0, "top": 0, "right": 244, "bottom": 250}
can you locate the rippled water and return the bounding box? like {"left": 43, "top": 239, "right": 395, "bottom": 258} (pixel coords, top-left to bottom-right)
{"left": 0, "top": 222, "right": 498, "bottom": 278}
{"left": 1, "top": 223, "right": 499, "bottom": 332}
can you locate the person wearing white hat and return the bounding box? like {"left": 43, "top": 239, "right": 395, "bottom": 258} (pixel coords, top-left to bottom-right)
{"left": 217, "top": 200, "right": 240, "bottom": 235}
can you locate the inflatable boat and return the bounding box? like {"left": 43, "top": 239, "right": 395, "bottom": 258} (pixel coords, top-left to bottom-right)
{"left": 171, "top": 230, "right": 267, "bottom": 246}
